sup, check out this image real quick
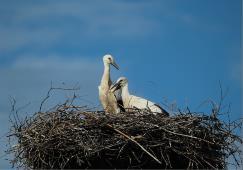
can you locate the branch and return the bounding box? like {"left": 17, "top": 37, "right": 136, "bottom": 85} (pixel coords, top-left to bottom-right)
{"left": 39, "top": 82, "right": 80, "bottom": 112}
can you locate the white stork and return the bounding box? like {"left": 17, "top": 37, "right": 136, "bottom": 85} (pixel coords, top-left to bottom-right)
{"left": 110, "top": 77, "right": 169, "bottom": 116}
{"left": 98, "top": 54, "right": 122, "bottom": 114}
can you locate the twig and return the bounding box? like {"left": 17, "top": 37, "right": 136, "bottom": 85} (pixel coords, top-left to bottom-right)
{"left": 158, "top": 126, "right": 215, "bottom": 145}
{"left": 106, "top": 123, "right": 162, "bottom": 164}
{"left": 81, "top": 112, "right": 162, "bottom": 164}
{"left": 39, "top": 82, "right": 80, "bottom": 112}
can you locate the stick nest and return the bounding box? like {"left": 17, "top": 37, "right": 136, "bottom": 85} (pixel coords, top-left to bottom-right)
{"left": 7, "top": 104, "right": 242, "bottom": 169}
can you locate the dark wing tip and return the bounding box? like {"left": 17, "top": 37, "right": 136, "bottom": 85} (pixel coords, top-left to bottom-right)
{"left": 154, "top": 104, "right": 170, "bottom": 116}
{"left": 117, "top": 99, "right": 125, "bottom": 112}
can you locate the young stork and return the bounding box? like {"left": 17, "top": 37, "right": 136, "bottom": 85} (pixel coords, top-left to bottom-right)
{"left": 110, "top": 77, "right": 169, "bottom": 116}
{"left": 98, "top": 54, "right": 121, "bottom": 114}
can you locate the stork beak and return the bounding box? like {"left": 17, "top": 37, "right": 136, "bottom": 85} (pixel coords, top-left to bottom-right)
{"left": 110, "top": 82, "right": 121, "bottom": 92}
{"left": 111, "top": 61, "right": 119, "bottom": 70}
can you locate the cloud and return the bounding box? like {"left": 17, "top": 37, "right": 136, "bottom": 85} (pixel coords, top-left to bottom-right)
{"left": 0, "top": 26, "right": 63, "bottom": 52}
{"left": 11, "top": 55, "right": 99, "bottom": 70}
{"left": 0, "top": 0, "right": 230, "bottom": 54}
{"left": 0, "top": 0, "right": 162, "bottom": 52}
{"left": 0, "top": 55, "right": 105, "bottom": 114}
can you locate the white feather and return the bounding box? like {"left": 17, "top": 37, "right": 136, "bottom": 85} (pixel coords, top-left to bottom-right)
{"left": 98, "top": 54, "right": 120, "bottom": 114}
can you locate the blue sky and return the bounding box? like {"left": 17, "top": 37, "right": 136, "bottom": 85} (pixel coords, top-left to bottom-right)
{"left": 0, "top": 0, "right": 242, "bottom": 168}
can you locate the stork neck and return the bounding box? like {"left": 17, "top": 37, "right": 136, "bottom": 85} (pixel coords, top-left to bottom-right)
{"left": 101, "top": 63, "right": 110, "bottom": 86}
{"left": 122, "top": 84, "right": 130, "bottom": 100}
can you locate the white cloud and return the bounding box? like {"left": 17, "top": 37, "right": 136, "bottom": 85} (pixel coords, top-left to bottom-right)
{"left": 0, "top": 26, "right": 63, "bottom": 51}
{"left": 0, "top": 55, "right": 104, "bottom": 112}
{"left": 11, "top": 55, "right": 100, "bottom": 70}
{"left": 0, "top": 0, "right": 162, "bottom": 52}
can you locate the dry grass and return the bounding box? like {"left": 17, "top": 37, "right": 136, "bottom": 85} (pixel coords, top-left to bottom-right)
{"left": 7, "top": 101, "right": 242, "bottom": 169}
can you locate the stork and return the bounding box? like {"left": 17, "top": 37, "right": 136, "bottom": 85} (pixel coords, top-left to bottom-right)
{"left": 110, "top": 77, "right": 169, "bottom": 116}
{"left": 98, "top": 54, "right": 121, "bottom": 114}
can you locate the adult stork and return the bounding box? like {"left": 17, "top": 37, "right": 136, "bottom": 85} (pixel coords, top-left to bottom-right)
{"left": 98, "top": 54, "right": 122, "bottom": 114}
{"left": 110, "top": 77, "right": 169, "bottom": 116}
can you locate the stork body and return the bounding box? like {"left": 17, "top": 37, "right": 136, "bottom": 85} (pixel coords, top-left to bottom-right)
{"left": 98, "top": 54, "right": 120, "bottom": 114}
{"left": 111, "top": 77, "right": 169, "bottom": 116}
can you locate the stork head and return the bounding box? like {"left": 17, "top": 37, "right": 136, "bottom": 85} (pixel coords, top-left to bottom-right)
{"left": 110, "top": 77, "right": 128, "bottom": 92}
{"left": 103, "top": 54, "right": 119, "bottom": 70}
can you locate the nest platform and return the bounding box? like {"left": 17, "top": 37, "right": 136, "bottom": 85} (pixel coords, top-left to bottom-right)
{"left": 7, "top": 104, "right": 242, "bottom": 169}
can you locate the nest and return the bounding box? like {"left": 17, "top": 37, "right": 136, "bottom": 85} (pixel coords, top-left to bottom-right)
{"left": 7, "top": 103, "right": 242, "bottom": 169}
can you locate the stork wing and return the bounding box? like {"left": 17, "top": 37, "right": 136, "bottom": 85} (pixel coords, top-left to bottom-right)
{"left": 153, "top": 104, "right": 169, "bottom": 116}
{"left": 114, "top": 88, "right": 125, "bottom": 112}
{"left": 127, "top": 95, "right": 169, "bottom": 116}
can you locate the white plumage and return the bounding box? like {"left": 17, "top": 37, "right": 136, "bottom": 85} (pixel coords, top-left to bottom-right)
{"left": 98, "top": 54, "right": 120, "bottom": 114}
{"left": 110, "top": 77, "right": 169, "bottom": 116}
